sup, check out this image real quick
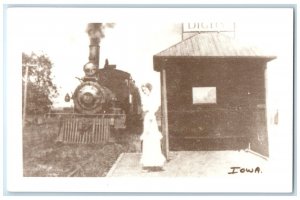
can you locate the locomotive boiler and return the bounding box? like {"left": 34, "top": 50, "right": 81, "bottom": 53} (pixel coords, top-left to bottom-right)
{"left": 58, "top": 23, "right": 142, "bottom": 144}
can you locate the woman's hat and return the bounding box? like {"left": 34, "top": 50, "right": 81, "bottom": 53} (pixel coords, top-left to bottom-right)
{"left": 142, "top": 83, "right": 152, "bottom": 92}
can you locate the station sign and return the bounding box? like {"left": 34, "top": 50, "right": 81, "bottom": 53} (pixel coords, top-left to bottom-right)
{"left": 183, "top": 22, "right": 235, "bottom": 33}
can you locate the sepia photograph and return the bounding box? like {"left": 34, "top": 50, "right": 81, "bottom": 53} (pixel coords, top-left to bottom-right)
{"left": 4, "top": 5, "right": 295, "bottom": 194}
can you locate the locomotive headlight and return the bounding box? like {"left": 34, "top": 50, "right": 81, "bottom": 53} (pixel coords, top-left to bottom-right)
{"left": 83, "top": 62, "right": 97, "bottom": 76}
{"left": 64, "top": 93, "right": 71, "bottom": 102}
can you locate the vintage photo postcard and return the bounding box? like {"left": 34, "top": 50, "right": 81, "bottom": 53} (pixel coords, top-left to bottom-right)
{"left": 4, "top": 6, "right": 295, "bottom": 194}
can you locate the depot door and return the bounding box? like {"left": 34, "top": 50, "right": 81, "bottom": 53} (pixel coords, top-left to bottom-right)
{"left": 248, "top": 108, "right": 269, "bottom": 157}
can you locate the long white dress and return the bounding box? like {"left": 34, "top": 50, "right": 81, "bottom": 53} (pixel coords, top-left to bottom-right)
{"left": 140, "top": 92, "right": 166, "bottom": 167}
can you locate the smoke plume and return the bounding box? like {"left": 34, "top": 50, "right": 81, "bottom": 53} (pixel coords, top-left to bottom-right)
{"left": 86, "top": 23, "right": 115, "bottom": 44}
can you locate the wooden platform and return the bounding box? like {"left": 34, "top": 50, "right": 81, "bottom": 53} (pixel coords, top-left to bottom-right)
{"left": 106, "top": 150, "right": 268, "bottom": 177}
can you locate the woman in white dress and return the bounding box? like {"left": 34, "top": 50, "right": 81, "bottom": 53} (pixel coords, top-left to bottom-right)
{"left": 140, "top": 83, "right": 166, "bottom": 171}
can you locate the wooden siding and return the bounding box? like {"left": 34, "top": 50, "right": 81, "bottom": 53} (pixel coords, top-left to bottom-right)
{"left": 165, "top": 59, "right": 268, "bottom": 154}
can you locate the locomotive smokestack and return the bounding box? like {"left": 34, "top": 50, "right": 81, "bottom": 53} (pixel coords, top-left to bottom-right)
{"left": 86, "top": 23, "right": 104, "bottom": 68}
{"left": 86, "top": 23, "right": 115, "bottom": 68}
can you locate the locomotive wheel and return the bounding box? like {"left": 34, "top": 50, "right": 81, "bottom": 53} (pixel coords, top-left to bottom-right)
{"left": 73, "top": 81, "right": 111, "bottom": 114}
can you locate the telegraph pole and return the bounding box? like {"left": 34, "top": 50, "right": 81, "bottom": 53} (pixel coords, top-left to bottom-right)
{"left": 23, "top": 64, "right": 29, "bottom": 128}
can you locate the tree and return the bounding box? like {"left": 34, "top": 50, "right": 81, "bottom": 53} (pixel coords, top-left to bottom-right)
{"left": 22, "top": 52, "right": 59, "bottom": 115}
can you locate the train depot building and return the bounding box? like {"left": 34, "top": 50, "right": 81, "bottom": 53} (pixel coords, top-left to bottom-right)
{"left": 153, "top": 27, "right": 276, "bottom": 158}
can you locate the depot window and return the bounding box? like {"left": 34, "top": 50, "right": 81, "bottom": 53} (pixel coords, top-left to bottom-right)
{"left": 192, "top": 87, "right": 217, "bottom": 104}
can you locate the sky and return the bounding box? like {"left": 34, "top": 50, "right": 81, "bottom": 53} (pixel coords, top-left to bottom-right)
{"left": 5, "top": 7, "right": 295, "bottom": 193}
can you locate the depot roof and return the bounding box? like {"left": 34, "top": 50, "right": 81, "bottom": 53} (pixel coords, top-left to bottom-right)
{"left": 153, "top": 32, "right": 276, "bottom": 71}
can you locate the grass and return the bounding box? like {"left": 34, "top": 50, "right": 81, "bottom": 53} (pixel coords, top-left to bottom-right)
{"left": 23, "top": 116, "right": 142, "bottom": 177}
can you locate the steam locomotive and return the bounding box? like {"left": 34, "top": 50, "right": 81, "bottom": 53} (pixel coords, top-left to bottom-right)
{"left": 60, "top": 23, "right": 142, "bottom": 143}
